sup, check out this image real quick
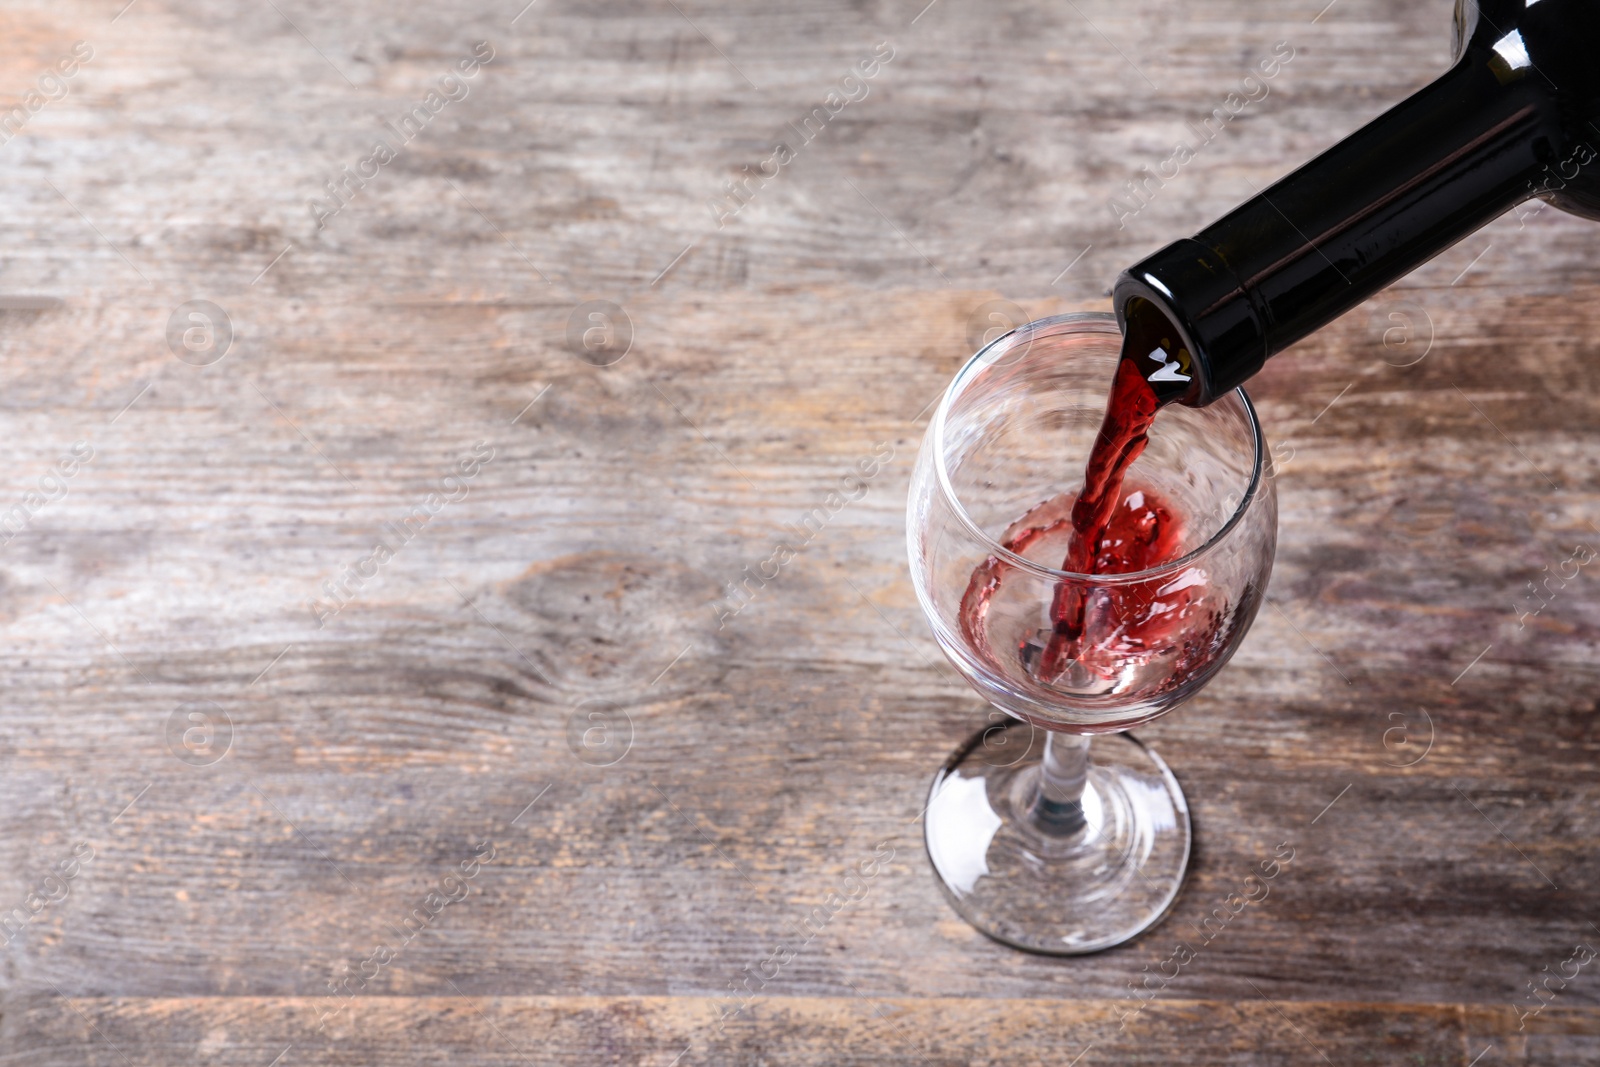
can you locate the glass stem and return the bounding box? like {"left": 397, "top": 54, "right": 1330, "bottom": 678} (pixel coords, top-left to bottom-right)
{"left": 1029, "top": 730, "right": 1090, "bottom": 836}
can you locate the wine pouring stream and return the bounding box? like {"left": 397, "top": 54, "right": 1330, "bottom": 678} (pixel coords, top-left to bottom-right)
{"left": 909, "top": 0, "right": 1600, "bottom": 954}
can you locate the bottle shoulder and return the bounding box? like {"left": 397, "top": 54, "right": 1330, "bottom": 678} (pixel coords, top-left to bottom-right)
{"left": 1545, "top": 188, "right": 1600, "bottom": 222}
{"left": 1455, "top": 0, "right": 1600, "bottom": 212}
{"left": 1460, "top": 0, "right": 1600, "bottom": 92}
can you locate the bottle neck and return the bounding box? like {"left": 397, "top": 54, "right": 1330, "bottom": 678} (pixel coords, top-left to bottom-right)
{"left": 1116, "top": 50, "right": 1562, "bottom": 402}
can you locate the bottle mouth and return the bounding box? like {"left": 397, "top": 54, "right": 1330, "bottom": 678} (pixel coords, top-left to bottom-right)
{"left": 930, "top": 312, "right": 1267, "bottom": 584}
{"left": 1113, "top": 238, "right": 1272, "bottom": 405}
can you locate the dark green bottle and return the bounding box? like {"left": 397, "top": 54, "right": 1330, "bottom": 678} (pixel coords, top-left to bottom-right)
{"left": 1116, "top": 0, "right": 1600, "bottom": 406}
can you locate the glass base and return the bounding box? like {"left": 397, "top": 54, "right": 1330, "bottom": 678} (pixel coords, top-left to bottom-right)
{"left": 923, "top": 719, "right": 1191, "bottom": 955}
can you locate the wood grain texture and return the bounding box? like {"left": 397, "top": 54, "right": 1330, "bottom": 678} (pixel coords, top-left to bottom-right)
{"left": 11, "top": 996, "right": 1600, "bottom": 1065}
{"left": 0, "top": 0, "right": 1596, "bottom": 1062}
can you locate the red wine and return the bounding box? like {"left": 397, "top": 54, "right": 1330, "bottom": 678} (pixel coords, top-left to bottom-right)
{"left": 951, "top": 304, "right": 1258, "bottom": 710}
{"left": 1034, "top": 300, "right": 1197, "bottom": 680}
{"left": 958, "top": 482, "right": 1221, "bottom": 694}
{"left": 959, "top": 301, "right": 1224, "bottom": 694}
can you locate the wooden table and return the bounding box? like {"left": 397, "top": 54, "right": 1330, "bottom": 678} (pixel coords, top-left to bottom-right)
{"left": 2, "top": 0, "right": 1597, "bottom": 1062}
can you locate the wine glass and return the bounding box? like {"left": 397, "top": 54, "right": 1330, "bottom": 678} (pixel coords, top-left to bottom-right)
{"left": 906, "top": 312, "right": 1276, "bottom": 953}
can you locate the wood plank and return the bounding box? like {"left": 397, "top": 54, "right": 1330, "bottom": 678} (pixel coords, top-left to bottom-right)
{"left": 15, "top": 996, "right": 1600, "bottom": 1065}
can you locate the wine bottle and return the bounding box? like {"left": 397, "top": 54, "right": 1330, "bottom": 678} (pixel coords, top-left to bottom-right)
{"left": 1114, "top": 0, "right": 1600, "bottom": 406}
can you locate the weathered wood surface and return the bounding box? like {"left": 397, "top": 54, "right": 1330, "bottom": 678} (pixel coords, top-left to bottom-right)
{"left": 0, "top": 0, "right": 1597, "bottom": 1062}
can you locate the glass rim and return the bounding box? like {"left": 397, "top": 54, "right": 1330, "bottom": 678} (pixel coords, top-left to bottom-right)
{"left": 930, "top": 311, "right": 1266, "bottom": 585}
